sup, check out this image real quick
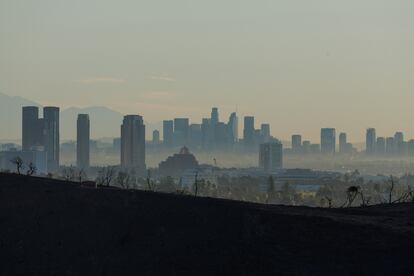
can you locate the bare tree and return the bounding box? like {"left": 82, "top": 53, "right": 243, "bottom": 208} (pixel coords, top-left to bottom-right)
{"left": 193, "top": 172, "right": 199, "bottom": 197}
{"left": 26, "top": 162, "right": 36, "bottom": 176}
{"left": 117, "top": 171, "right": 131, "bottom": 189}
{"left": 388, "top": 176, "right": 395, "bottom": 204}
{"left": 10, "top": 157, "right": 24, "bottom": 174}
{"left": 62, "top": 166, "right": 76, "bottom": 182}
{"left": 77, "top": 169, "right": 87, "bottom": 183}
{"left": 146, "top": 169, "right": 156, "bottom": 191}
{"left": 345, "top": 186, "right": 360, "bottom": 207}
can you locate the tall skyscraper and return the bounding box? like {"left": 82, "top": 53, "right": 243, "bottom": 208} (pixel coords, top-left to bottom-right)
{"left": 320, "top": 128, "right": 336, "bottom": 154}
{"left": 259, "top": 142, "right": 283, "bottom": 173}
{"left": 376, "top": 137, "right": 386, "bottom": 155}
{"left": 152, "top": 130, "right": 160, "bottom": 144}
{"left": 291, "top": 134, "right": 302, "bottom": 153}
{"left": 339, "top": 132, "right": 347, "bottom": 154}
{"left": 211, "top": 107, "right": 219, "bottom": 126}
{"left": 22, "top": 106, "right": 40, "bottom": 151}
{"left": 261, "top": 124, "right": 271, "bottom": 142}
{"left": 386, "top": 137, "right": 394, "bottom": 155}
{"left": 189, "top": 124, "right": 202, "bottom": 148}
{"left": 76, "top": 114, "right": 90, "bottom": 170}
{"left": 43, "top": 107, "right": 60, "bottom": 171}
{"left": 121, "top": 115, "right": 146, "bottom": 174}
{"left": 394, "top": 132, "right": 404, "bottom": 155}
{"left": 366, "top": 128, "right": 376, "bottom": 154}
{"left": 163, "top": 120, "right": 174, "bottom": 147}
{"left": 174, "top": 118, "right": 189, "bottom": 146}
{"left": 227, "top": 112, "right": 238, "bottom": 143}
{"left": 243, "top": 116, "right": 255, "bottom": 149}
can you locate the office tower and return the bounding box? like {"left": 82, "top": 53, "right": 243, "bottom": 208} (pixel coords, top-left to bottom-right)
{"left": 366, "top": 128, "right": 376, "bottom": 154}
{"left": 376, "top": 137, "right": 386, "bottom": 155}
{"left": 339, "top": 132, "right": 347, "bottom": 154}
{"left": 407, "top": 140, "right": 414, "bottom": 155}
{"left": 261, "top": 124, "right": 271, "bottom": 143}
{"left": 201, "top": 118, "right": 213, "bottom": 149}
{"left": 43, "top": 107, "right": 60, "bottom": 171}
{"left": 152, "top": 130, "right": 160, "bottom": 144}
{"left": 243, "top": 116, "right": 255, "bottom": 149}
{"left": 259, "top": 142, "right": 283, "bottom": 173}
{"left": 121, "top": 115, "right": 146, "bottom": 174}
{"left": 189, "top": 124, "right": 202, "bottom": 148}
{"left": 227, "top": 112, "right": 238, "bottom": 143}
{"left": 215, "top": 122, "right": 229, "bottom": 148}
{"left": 211, "top": 107, "right": 219, "bottom": 126}
{"left": 174, "top": 118, "right": 189, "bottom": 146}
{"left": 302, "top": 140, "right": 311, "bottom": 154}
{"left": 320, "top": 128, "right": 336, "bottom": 154}
{"left": 76, "top": 114, "right": 90, "bottom": 170}
{"left": 22, "top": 106, "right": 39, "bottom": 151}
{"left": 291, "top": 135, "right": 302, "bottom": 153}
{"left": 385, "top": 137, "right": 394, "bottom": 155}
{"left": 394, "top": 132, "right": 404, "bottom": 155}
{"left": 163, "top": 120, "right": 174, "bottom": 147}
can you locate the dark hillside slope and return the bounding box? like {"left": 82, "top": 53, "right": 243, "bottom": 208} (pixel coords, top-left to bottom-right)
{"left": 0, "top": 173, "right": 413, "bottom": 275}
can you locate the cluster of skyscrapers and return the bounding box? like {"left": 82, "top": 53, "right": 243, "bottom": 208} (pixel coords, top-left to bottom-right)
{"left": 365, "top": 128, "right": 414, "bottom": 156}
{"left": 161, "top": 108, "right": 277, "bottom": 152}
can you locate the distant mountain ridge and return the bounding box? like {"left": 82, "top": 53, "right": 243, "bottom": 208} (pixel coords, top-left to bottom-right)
{"left": 0, "top": 93, "right": 161, "bottom": 141}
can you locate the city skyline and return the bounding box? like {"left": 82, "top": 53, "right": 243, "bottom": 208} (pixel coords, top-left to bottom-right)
{"left": 1, "top": 1, "right": 414, "bottom": 142}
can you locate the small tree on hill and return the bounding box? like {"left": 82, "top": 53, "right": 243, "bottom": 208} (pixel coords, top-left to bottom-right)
{"left": 26, "top": 162, "right": 36, "bottom": 176}
{"left": 10, "top": 157, "right": 24, "bottom": 174}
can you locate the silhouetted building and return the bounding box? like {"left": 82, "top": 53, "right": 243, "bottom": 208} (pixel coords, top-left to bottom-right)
{"left": 174, "top": 118, "right": 189, "bottom": 146}
{"left": 376, "top": 137, "right": 386, "bottom": 155}
{"left": 43, "top": 107, "right": 60, "bottom": 171}
{"left": 261, "top": 124, "right": 271, "bottom": 143}
{"left": 302, "top": 140, "right": 311, "bottom": 154}
{"left": 211, "top": 107, "right": 219, "bottom": 127}
{"left": 243, "top": 116, "right": 255, "bottom": 147}
{"left": 339, "top": 132, "right": 347, "bottom": 154}
{"left": 201, "top": 118, "right": 212, "bottom": 149}
{"left": 366, "top": 128, "right": 376, "bottom": 155}
{"left": 163, "top": 120, "right": 174, "bottom": 147}
{"left": 259, "top": 142, "right": 283, "bottom": 173}
{"left": 386, "top": 137, "right": 394, "bottom": 155}
{"left": 291, "top": 135, "right": 302, "bottom": 153}
{"left": 189, "top": 124, "right": 202, "bottom": 148}
{"left": 158, "top": 147, "right": 199, "bottom": 177}
{"left": 121, "top": 115, "right": 146, "bottom": 174}
{"left": 152, "top": 130, "right": 160, "bottom": 144}
{"left": 394, "top": 132, "right": 404, "bottom": 155}
{"left": 76, "top": 114, "right": 90, "bottom": 170}
{"left": 227, "top": 112, "right": 238, "bottom": 143}
{"left": 321, "top": 128, "right": 336, "bottom": 154}
{"left": 22, "top": 106, "right": 40, "bottom": 151}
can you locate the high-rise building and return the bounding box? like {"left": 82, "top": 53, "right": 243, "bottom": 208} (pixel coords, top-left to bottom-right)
{"left": 22, "top": 106, "right": 60, "bottom": 172}
{"left": 366, "top": 128, "right": 376, "bottom": 154}
{"left": 76, "top": 114, "right": 90, "bottom": 170}
{"left": 243, "top": 116, "right": 255, "bottom": 149}
{"left": 163, "top": 120, "right": 174, "bottom": 147}
{"left": 189, "top": 124, "right": 202, "bottom": 148}
{"left": 339, "top": 132, "right": 347, "bottom": 154}
{"left": 394, "top": 132, "right": 404, "bottom": 155}
{"left": 302, "top": 140, "right": 311, "bottom": 154}
{"left": 385, "top": 137, "right": 394, "bottom": 155}
{"left": 291, "top": 135, "right": 302, "bottom": 153}
{"left": 320, "top": 128, "right": 336, "bottom": 154}
{"left": 259, "top": 142, "right": 283, "bottom": 173}
{"left": 261, "top": 124, "right": 271, "bottom": 143}
{"left": 211, "top": 107, "right": 219, "bottom": 127}
{"left": 227, "top": 112, "right": 238, "bottom": 143}
{"left": 43, "top": 107, "right": 60, "bottom": 171}
{"left": 121, "top": 115, "right": 146, "bottom": 174}
{"left": 22, "top": 106, "right": 40, "bottom": 151}
{"left": 152, "top": 130, "right": 160, "bottom": 144}
{"left": 174, "top": 118, "right": 189, "bottom": 146}
{"left": 376, "top": 137, "right": 386, "bottom": 155}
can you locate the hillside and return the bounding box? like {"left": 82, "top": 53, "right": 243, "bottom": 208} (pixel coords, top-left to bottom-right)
{"left": 0, "top": 173, "right": 413, "bottom": 275}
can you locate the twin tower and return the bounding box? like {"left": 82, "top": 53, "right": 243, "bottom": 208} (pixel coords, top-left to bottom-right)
{"left": 22, "top": 106, "right": 146, "bottom": 174}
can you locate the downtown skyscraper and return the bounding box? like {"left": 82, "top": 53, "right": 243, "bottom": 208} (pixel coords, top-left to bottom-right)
{"left": 320, "top": 128, "right": 336, "bottom": 154}
{"left": 121, "top": 115, "right": 146, "bottom": 174}
{"left": 76, "top": 114, "right": 90, "bottom": 170}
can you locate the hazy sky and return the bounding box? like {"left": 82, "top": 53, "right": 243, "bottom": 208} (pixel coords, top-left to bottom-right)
{"left": 1, "top": 0, "right": 413, "bottom": 142}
